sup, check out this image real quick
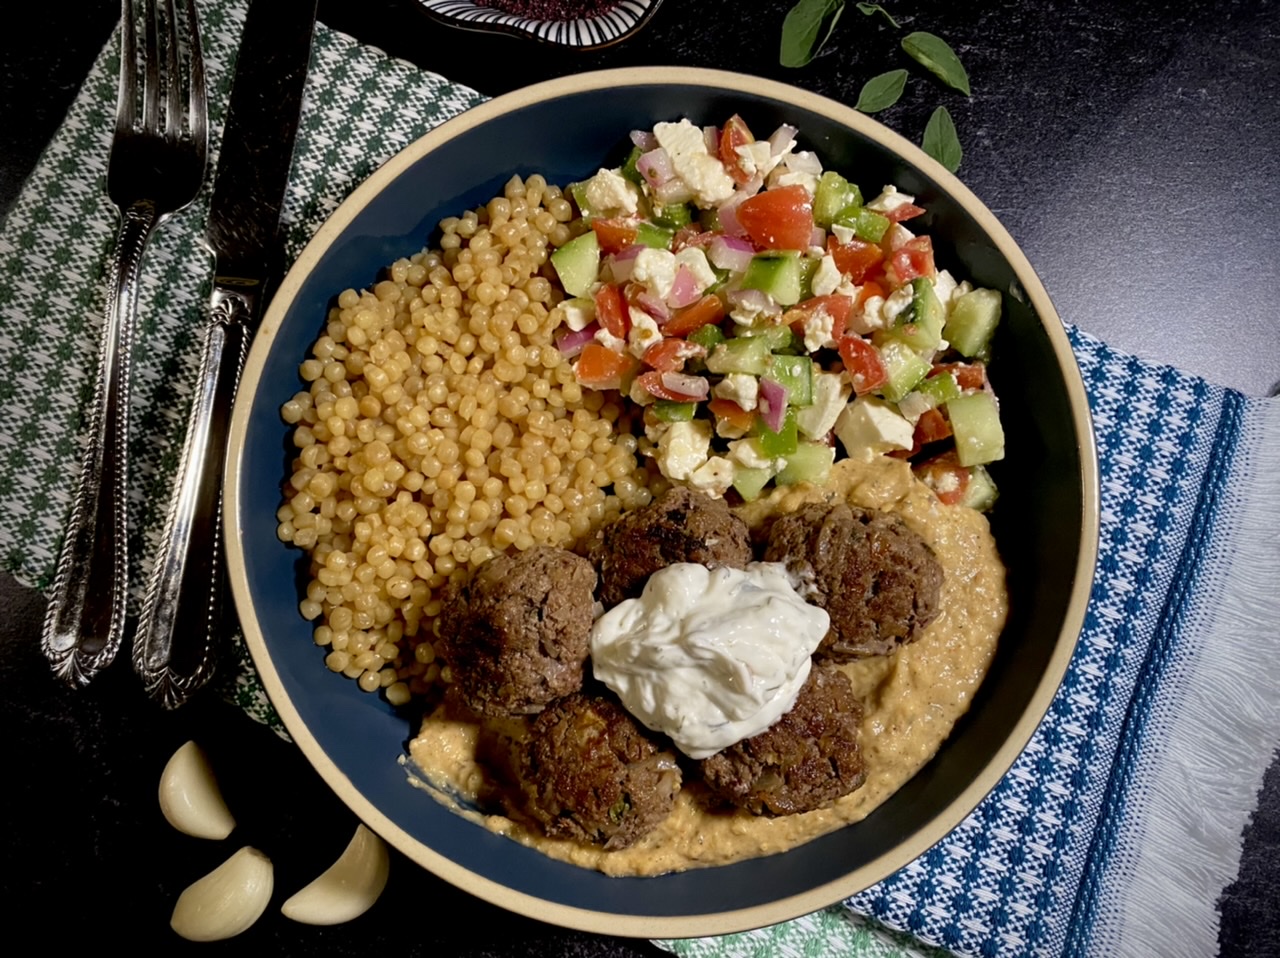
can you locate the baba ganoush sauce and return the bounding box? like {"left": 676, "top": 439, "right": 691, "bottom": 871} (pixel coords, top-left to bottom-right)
{"left": 407, "top": 456, "right": 1007, "bottom": 876}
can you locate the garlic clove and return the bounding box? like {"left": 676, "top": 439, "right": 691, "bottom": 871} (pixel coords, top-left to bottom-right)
{"left": 280, "top": 824, "right": 390, "bottom": 925}
{"left": 159, "top": 740, "right": 236, "bottom": 840}
{"left": 170, "top": 846, "right": 274, "bottom": 941}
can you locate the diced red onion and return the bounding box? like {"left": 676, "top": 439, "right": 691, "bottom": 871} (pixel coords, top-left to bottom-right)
{"left": 768, "top": 124, "right": 799, "bottom": 156}
{"left": 662, "top": 372, "right": 710, "bottom": 400}
{"left": 607, "top": 244, "right": 644, "bottom": 283}
{"left": 654, "top": 178, "right": 694, "bottom": 205}
{"left": 809, "top": 226, "right": 827, "bottom": 249}
{"left": 787, "top": 150, "right": 823, "bottom": 175}
{"left": 717, "top": 193, "right": 748, "bottom": 238}
{"left": 703, "top": 125, "right": 719, "bottom": 153}
{"left": 555, "top": 321, "right": 599, "bottom": 359}
{"left": 630, "top": 129, "right": 657, "bottom": 151}
{"left": 637, "top": 148, "right": 674, "bottom": 186}
{"left": 707, "top": 235, "right": 755, "bottom": 273}
{"left": 635, "top": 290, "right": 670, "bottom": 323}
{"left": 666, "top": 266, "right": 702, "bottom": 308}
{"left": 758, "top": 377, "right": 789, "bottom": 432}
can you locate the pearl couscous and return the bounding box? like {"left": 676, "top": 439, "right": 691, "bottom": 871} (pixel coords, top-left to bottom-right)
{"left": 277, "top": 174, "right": 664, "bottom": 704}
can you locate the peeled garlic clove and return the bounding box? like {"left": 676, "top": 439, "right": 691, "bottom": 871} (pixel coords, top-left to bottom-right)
{"left": 159, "top": 740, "right": 236, "bottom": 840}
{"left": 280, "top": 824, "right": 390, "bottom": 925}
{"left": 171, "top": 846, "right": 273, "bottom": 941}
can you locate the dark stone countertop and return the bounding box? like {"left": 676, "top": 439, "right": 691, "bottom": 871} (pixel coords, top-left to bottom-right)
{"left": 2, "top": 1, "right": 1276, "bottom": 954}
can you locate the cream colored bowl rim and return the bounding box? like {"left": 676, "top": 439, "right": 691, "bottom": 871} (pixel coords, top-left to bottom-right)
{"left": 225, "top": 66, "right": 1100, "bottom": 938}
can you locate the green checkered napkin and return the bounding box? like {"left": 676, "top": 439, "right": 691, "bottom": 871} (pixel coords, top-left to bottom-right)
{"left": 0, "top": 1, "right": 939, "bottom": 953}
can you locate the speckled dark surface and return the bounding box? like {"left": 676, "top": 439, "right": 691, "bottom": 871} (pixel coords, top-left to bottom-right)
{"left": 2, "top": 1, "right": 1277, "bottom": 953}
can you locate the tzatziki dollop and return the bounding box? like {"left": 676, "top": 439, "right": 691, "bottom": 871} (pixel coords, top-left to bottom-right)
{"left": 589, "top": 562, "right": 830, "bottom": 759}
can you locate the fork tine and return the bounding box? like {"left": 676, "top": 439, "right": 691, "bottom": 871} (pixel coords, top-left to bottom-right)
{"left": 142, "top": 0, "right": 161, "bottom": 134}
{"left": 162, "top": 0, "right": 182, "bottom": 139}
{"left": 183, "top": 0, "right": 208, "bottom": 150}
{"left": 116, "top": 0, "right": 137, "bottom": 136}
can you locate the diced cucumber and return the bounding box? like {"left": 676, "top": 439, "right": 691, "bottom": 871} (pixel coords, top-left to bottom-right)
{"left": 945, "top": 287, "right": 1002, "bottom": 359}
{"left": 653, "top": 400, "right": 697, "bottom": 422}
{"left": 960, "top": 464, "right": 999, "bottom": 511}
{"left": 883, "top": 277, "right": 946, "bottom": 353}
{"left": 620, "top": 146, "right": 644, "bottom": 186}
{"left": 876, "top": 340, "right": 931, "bottom": 403}
{"left": 740, "top": 323, "right": 800, "bottom": 353}
{"left": 550, "top": 231, "right": 600, "bottom": 298}
{"left": 813, "top": 172, "right": 863, "bottom": 228}
{"left": 732, "top": 466, "right": 773, "bottom": 502}
{"left": 946, "top": 392, "right": 1005, "bottom": 466}
{"left": 768, "top": 354, "right": 814, "bottom": 407}
{"left": 798, "top": 254, "right": 821, "bottom": 301}
{"left": 635, "top": 221, "right": 674, "bottom": 250}
{"left": 752, "top": 406, "right": 799, "bottom": 457}
{"left": 567, "top": 181, "right": 597, "bottom": 218}
{"left": 741, "top": 250, "right": 802, "bottom": 306}
{"left": 706, "top": 337, "right": 773, "bottom": 376}
{"left": 834, "top": 205, "right": 891, "bottom": 243}
{"left": 776, "top": 441, "right": 835, "bottom": 486}
{"left": 687, "top": 323, "right": 726, "bottom": 352}
{"left": 651, "top": 202, "right": 693, "bottom": 229}
{"left": 915, "top": 371, "right": 961, "bottom": 407}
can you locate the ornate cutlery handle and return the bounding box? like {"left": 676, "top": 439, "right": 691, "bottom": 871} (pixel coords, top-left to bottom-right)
{"left": 133, "top": 286, "right": 252, "bottom": 708}
{"left": 41, "top": 202, "right": 157, "bottom": 687}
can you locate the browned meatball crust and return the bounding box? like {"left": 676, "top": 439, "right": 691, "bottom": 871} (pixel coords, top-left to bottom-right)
{"left": 589, "top": 486, "right": 752, "bottom": 607}
{"left": 698, "top": 664, "right": 865, "bottom": 816}
{"left": 504, "top": 692, "right": 682, "bottom": 850}
{"left": 436, "top": 546, "right": 597, "bottom": 718}
{"left": 763, "top": 502, "right": 943, "bottom": 661}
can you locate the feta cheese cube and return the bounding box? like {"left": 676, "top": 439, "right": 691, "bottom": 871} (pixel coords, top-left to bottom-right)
{"left": 865, "top": 185, "right": 916, "bottom": 214}
{"left": 849, "top": 294, "right": 886, "bottom": 334}
{"left": 594, "top": 327, "right": 626, "bottom": 353}
{"left": 657, "top": 419, "right": 712, "bottom": 481}
{"left": 795, "top": 371, "right": 850, "bottom": 439}
{"left": 632, "top": 247, "right": 677, "bottom": 300}
{"left": 727, "top": 438, "right": 782, "bottom": 471}
{"left": 674, "top": 246, "right": 718, "bottom": 290}
{"left": 834, "top": 396, "right": 915, "bottom": 461}
{"left": 802, "top": 308, "right": 837, "bottom": 352}
{"left": 734, "top": 140, "right": 775, "bottom": 178}
{"left": 713, "top": 372, "right": 759, "bottom": 411}
{"left": 831, "top": 223, "right": 855, "bottom": 245}
{"left": 882, "top": 284, "right": 916, "bottom": 324}
{"left": 561, "top": 297, "right": 595, "bottom": 332}
{"left": 653, "top": 119, "right": 735, "bottom": 207}
{"left": 688, "top": 456, "right": 736, "bottom": 497}
{"left": 810, "top": 254, "right": 842, "bottom": 298}
{"left": 583, "top": 167, "right": 640, "bottom": 215}
{"left": 627, "top": 308, "right": 662, "bottom": 359}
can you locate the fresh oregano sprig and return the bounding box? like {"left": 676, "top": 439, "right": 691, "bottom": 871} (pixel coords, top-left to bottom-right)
{"left": 780, "top": 0, "right": 846, "bottom": 68}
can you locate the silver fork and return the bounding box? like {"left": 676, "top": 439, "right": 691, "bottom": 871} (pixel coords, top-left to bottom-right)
{"left": 41, "top": 0, "right": 208, "bottom": 688}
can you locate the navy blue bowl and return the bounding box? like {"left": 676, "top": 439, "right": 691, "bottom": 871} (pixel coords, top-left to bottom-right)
{"left": 226, "top": 67, "right": 1098, "bottom": 936}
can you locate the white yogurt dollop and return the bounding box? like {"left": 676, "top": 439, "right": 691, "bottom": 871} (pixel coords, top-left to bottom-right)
{"left": 590, "top": 562, "right": 830, "bottom": 759}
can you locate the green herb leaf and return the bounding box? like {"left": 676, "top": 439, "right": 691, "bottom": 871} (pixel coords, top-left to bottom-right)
{"left": 901, "top": 31, "right": 971, "bottom": 95}
{"left": 855, "top": 69, "right": 908, "bottom": 113}
{"left": 855, "top": 2, "right": 900, "bottom": 28}
{"left": 781, "top": 0, "right": 846, "bottom": 68}
{"left": 922, "top": 106, "right": 963, "bottom": 172}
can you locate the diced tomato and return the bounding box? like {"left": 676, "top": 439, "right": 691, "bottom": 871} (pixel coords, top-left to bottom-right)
{"left": 591, "top": 217, "right": 638, "bottom": 256}
{"left": 837, "top": 335, "right": 887, "bottom": 395}
{"left": 593, "top": 283, "right": 630, "bottom": 339}
{"left": 887, "top": 236, "right": 936, "bottom": 285}
{"left": 885, "top": 203, "right": 926, "bottom": 223}
{"left": 719, "top": 114, "right": 756, "bottom": 187}
{"left": 930, "top": 361, "right": 987, "bottom": 391}
{"left": 636, "top": 370, "right": 708, "bottom": 402}
{"left": 662, "top": 294, "right": 725, "bottom": 337}
{"left": 642, "top": 337, "right": 705, "bottom": 372}
{"left": 783, "top": 294, "right": 853, "bottom": 336}
{"left": 914, "top": 450, "right": 970, "bottom": 506}
{"left": 573, "top": 343, "right": 637, "bottom": 391}
{"left": 914, "top": 407, "right": 953, "bottom": 446}
{"left": 827, "top": 237, "right": 884, "bottom": 284}
{"left": 671, "top": 227, "right": 716, "bottom": 252}
{"left": 708, "top": 397, "right": 756, "bottom": 433}
{"left": 736, "top": 184, "right": 814, "bottom": 251}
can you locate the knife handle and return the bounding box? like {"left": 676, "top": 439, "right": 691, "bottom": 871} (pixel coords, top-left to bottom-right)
{"left": 41, "top": 204, "right": 156, "bottom": 687}
{"left": 133, "top": 287, "right": 252, "bottom": 708}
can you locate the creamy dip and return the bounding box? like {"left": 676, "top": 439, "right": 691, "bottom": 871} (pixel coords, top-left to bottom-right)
{"left": 407, "top": 455, "right": 1007, "bottom": 876}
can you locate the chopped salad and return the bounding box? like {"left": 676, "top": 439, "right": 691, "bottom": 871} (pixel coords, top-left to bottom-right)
{"left": 550, "top": 115, "right": 1004, "bottom": 511}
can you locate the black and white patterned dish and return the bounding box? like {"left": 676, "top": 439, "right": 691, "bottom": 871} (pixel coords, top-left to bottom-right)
{"left": 417, "top": 0, "right": 663, "bottom": 49}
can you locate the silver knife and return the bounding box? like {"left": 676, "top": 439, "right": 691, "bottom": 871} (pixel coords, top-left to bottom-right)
{"left": 133, "top": 0, "right": 318, "bottom": 708}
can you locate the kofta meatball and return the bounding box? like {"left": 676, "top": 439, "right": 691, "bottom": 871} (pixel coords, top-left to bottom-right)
{"left": 436, "top": 546, "right": 597, "bottom": 718}
{"left": 698, "top": 664, "right": 865, "bottom": 816}
{"left": 589, "top": 486, "right": 752, "bottom": 607}
{"left": 764, "top": 502, "right": 943, "bottom": 661}
{"left": 504, "top": 691, "right": 682, "bottom": 850}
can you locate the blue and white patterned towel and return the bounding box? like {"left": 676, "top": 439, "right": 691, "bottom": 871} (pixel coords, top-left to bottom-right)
{"left": 2, "top": 0, "right": 1277, "bottom": 955}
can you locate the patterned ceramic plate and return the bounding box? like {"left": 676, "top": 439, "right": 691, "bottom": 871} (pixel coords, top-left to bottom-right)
{"left": 416, "top": 0, "right": 663, "bottom": 49}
